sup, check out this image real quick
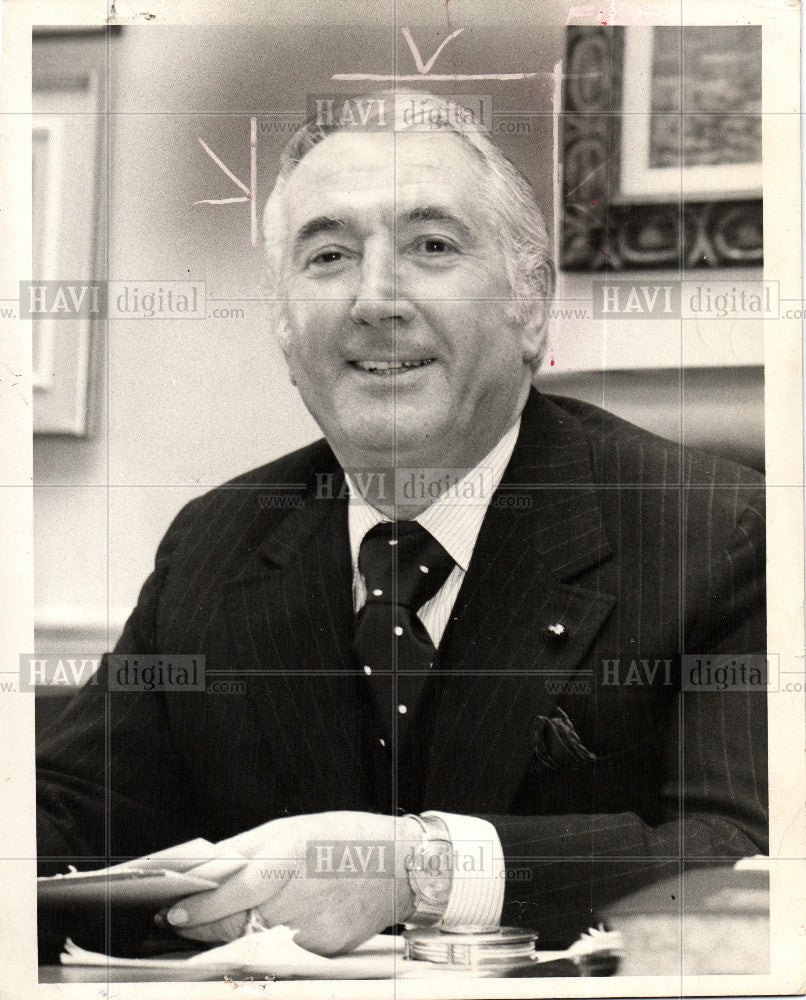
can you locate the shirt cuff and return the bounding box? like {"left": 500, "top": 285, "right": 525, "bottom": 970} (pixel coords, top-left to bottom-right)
{"left": 423, "top": 811, "right": 505, "bottom": 928}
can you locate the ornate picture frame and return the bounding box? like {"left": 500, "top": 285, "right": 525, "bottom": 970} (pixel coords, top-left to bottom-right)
{"left": 560, "top": 26, "right": 763, "bottom": 271}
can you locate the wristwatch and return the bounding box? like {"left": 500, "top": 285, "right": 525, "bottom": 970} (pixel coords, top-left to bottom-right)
{"left": 403, "top": 813, "right": 454, "bottom": 927}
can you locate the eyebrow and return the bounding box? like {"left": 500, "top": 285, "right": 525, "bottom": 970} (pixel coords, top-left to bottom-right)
{"left": 293, "top": 215, "right": 346, "bottom": 246}
{"left": 398, "top": 207, "right": 473, "bottom": 242}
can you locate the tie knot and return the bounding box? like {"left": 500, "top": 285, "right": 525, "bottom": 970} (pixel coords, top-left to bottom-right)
{"left": 358, "top": 521, "right": 454, "bottom": 611}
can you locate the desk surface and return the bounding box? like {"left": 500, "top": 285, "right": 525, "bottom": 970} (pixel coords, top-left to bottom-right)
{"left": 40, "top": 957, "right": 583, "bottom": 984}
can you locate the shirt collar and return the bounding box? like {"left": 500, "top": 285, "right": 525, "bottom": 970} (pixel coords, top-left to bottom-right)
{"left": 346, "top": 419, "right": 521, "bottom": 574}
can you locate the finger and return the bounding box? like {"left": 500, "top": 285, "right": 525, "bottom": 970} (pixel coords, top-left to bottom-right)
{"left": 171, "top": 911, "right": 251, "bottom": 943}
{"left": 166, "top": 860, "right": 284, "bottom": 929}
{"left": 153, "top": 905, "right": 242, "bottom": 939}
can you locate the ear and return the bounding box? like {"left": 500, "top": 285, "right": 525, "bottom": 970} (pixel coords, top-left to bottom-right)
{"left": 519, "top": 303, "right": 548, "bottom": 369}
{"left": 272, "top": 306, "right": 298, "bottom": 386}
{"left": 517, "top": 260, "right": 554, "bottom": 370}
{"left": 279, "top": 334, "right": 298, "bottom": 388}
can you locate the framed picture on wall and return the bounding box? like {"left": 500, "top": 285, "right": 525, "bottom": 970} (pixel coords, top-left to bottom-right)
{"left": 32, "top": 28, "right": 109, "bottom": 435}
{"left": 560, "top": 25, "right": 763, "bottom": 270}
{"left": 31, "top": 117, "right": 63, "bottom": 394}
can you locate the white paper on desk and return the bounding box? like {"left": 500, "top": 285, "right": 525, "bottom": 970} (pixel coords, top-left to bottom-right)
{"left": 38, "top": 838, "right": 229, "bottom": 906}
{"left": 61, "top": 927, "right": 407, "bottom": 980}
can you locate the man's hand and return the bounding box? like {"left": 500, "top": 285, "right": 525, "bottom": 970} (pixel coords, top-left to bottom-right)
{"left": 165, "top": 812, "right": 421, "bottom": 955}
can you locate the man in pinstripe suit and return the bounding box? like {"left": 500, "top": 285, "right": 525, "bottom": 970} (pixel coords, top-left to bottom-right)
{"left": 37, "top": 92, "right": 767, "bottom": 957}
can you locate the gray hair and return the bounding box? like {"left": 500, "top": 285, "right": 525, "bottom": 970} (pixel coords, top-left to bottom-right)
{"left": 263, "top": 89, "right": 555, "bottom": 368}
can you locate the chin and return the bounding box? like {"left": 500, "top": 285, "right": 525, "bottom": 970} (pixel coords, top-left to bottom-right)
{"left": 338, "top": 423, "right": 438, "bottom": 465}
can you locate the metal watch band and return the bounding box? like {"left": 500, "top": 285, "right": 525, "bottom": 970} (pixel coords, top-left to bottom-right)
{"left": 403, "top": 813, "right": 454, "bottom": 927}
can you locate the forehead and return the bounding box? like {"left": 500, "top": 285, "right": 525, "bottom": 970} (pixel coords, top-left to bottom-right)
{"left": 280, "top": 130, "right": 490, "bottom": 230}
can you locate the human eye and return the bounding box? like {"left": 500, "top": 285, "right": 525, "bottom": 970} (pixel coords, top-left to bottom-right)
{"left": 307, "top": 246, "right": 352, "bottom": 270}
{"left": 409, "top": 236, "right": 460, "bottom": 260}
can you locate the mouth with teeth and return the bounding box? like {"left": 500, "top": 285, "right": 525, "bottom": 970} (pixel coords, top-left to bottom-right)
{"left": 350, "top": 358, "right": 436, "bottom": 375}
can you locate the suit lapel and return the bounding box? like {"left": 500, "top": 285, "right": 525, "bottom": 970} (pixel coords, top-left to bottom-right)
{"left": 219, "top": 457, "right": 377, "bottom": 813}
{"left": 421, "top": 391, "right": 616, "bottom": 813}
{"left": 221, "top": 458, "right": 354, "bottom": 675}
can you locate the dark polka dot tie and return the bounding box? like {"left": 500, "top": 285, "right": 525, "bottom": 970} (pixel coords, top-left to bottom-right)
{"left": 354, "top": 521, "right": 455, "bottom": 743}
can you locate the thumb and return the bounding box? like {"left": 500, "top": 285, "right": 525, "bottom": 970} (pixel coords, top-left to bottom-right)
{"left": 166, "top": 859, "right": 285, "bottom": 931}
{"left": 170, "top": 911, "right": 250, "bottom": 944}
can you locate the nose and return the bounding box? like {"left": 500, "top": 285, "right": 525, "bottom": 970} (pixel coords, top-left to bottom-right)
{"left": 350, "top": 240, "right": 415, "bottom": 327}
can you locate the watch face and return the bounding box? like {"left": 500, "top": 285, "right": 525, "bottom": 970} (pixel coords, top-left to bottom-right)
{"left": 418, "top": 878, "right": 451, "bottom": 905}
{"left": 409, "top": 841, "right": 453, "bottom": 903}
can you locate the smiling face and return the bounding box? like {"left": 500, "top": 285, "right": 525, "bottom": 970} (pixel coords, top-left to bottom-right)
{"left": 273, "top": 129, "right": 540, "bottom": 471}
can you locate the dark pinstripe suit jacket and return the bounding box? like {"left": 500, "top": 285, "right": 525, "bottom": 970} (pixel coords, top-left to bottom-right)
{"left": 37, "top": 389, "right": 768, "bottom": 945}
